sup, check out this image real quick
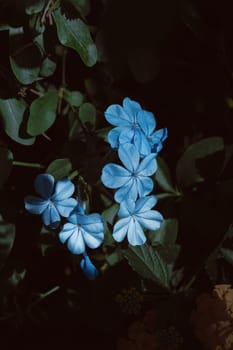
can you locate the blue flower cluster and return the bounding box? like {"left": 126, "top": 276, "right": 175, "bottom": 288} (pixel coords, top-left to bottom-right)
{"left": 24, "top": 97, "right": 167, "bottom": 277}
{"left": 101, "top": 97, "right": 167, "bottom": 246}
{"left": 24, "top": 174, "right": 103, "bottom": 280}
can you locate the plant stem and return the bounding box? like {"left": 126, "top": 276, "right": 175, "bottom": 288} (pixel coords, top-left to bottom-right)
{"left": 13, "top": 161, "right": 45, "bottom": 169}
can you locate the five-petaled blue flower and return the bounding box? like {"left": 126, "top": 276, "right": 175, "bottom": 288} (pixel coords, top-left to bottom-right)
{"left": 24, "top": 174, "right": 77, "bottom": 228}
{"left": 80, "top": 253, "right": 99, "bottom": 280}
{"left": 101, "top": 143, "right": 157, "bottom": 203}
{"left": 113, "top": 196, "right": 163, "bottom": 246}
{"left": 58, "top": 210, "right": 104, "bottom": 255}
{"left": 105, "top": 97, "right": 167, "bottom": 157}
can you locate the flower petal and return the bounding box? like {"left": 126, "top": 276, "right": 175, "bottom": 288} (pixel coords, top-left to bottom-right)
{"left": 127, "top": 219, "right": 146, "bottom": 246}
{"left": 101, "top": 164, "right": 130, "bottom": 189}
{"left": 137, "top": 153, "right": 157, "bottom": 176}
{"left": 123, "top": 97, "right": 141, "bottom": 118}
{"left": 133, "top": 130, "right": 151, "bottom": 157}
{"left": 118, "top": 199, "right": 136, "bottom": 218}
{"left": 80, "top": 254, "right": 99, "bottom": 280}
{"left": 118, "top": 128, "right": 134, "bottom": 145}
{"left": 113, "top": 217, "right": 131, "bottom": 242}
{"left": 149, "top": 128, "right": 168, "bottom": 154}
{"left": 52, "top": 179, "right": 75, "bottom": 201}
{"left": 67, "top": 228, "right": 86, "bottom": 254}
{"left": 34, "top": 174, "right": 54, "bottom": 199}
{"left": 118, "top": 143, "right": 139, "bottom": 172}
{"left": 136, "top": 210, "right": 163, "bottom": 230}
{"left": 114, "top": 179, "right": 137, "bottom": 203}
{"left": 134, "top": 196, "right": 157, "bottom": 214}
{"left": 83, "top": 231, "right": 104, "bottom": 249}
{"left": 105, "top": 104, "right": 133, "bottom": 125}
{"left": 59, "top": 223, "right": 76, "bottom": 243}
{"left": 78, "top": 213, "right": 104, "bottom": 232}
{"left": 137, "top": 109, "right": 156, "bottom": 136}
{"left": 108, "top": 127, "right": 121, "bottom": 149}
{"left": 136, "top": 177, "right": 154, "bottom": 198}
{"left": 24, "top": 196, "right": 48, "bottom": 214}
{"left": 54, "top": 198, "right": 77, "bottom": 217}
{"left": 42, "top": 205, "right": 60, "bottom": 228}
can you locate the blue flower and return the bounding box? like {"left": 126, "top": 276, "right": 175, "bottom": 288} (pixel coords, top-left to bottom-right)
{"left": 101, "top": 143, "right": 157, "bottom": 203}
{"left": 58, "top": 210, "right": 104, "bottom": 255}
{"left": 80, "top": 253, "right": 99, "bottom": 280}
{"left": 113, "top": 196, "right": 163, "bottom": 246}
{"left": 105, "top": 97, "right": 166, "bottom": 157}
{"left": 148, "top": 127, "right": 168, "bottom": 155}
{"left": 24, "top": 174, "right": 77, "bottom": 228}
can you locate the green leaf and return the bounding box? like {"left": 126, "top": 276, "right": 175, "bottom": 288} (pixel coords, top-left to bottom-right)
{"left": 25, "top": 0, "right": 45, "bottom": 14}
{"left": 27, "top": 91, "right": 58, "bottom": 136}
{"left": 53, "top": 8, "right": 97, "bottom": 67}
{"left": 221, "top": 248, "right": 233, "bottom": 266}
{"left": 79, "top": 102, "right": 96, "bottom": 129}
{"left": 155, "top": 156, "right": 176, "bottom": 193}
{"left": 46, "top": 158, "right": 72, "bottom": 180}
{"left": 124, "top": 243, "right": 169, "bottom": 288}
{"left": 67, "top": 0, "right": 90, "bottom": 16}
{"left": 0, "top": 148, "right": 13, "bottom": 188}
{"left": 105, "top": 250, "right": 123, "bottom": 266}
{"left": 102, "top": 203, "right": 119, "bottom": 225}
{"left": 9, "top": 27, "right": 43, "bottom": 85}
{"left": 176, "top": 137, "right": 224, "bottom": 188}
{"left": 149, "top": 218, "right": 178, "bottom": 246}
{"left": 0, "top": 220, "right": 15, "bottom": 271}
{"left": 40, "top": 57, "right": 57, "bottom": 77}
{"left": 0, "top": 98, "right": 35, "bottom": 145}
{"left": 63, "top": 89, "right": 84, "bottom": 107}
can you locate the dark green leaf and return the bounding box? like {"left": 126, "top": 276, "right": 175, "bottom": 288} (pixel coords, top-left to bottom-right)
{"left": 0, "top": 220, "right": 15, "bottom": 271}
{"left": 124, "top": 243, "right": 169, "bottom": 288}
{"left": 63, "top": 89, "right": 84, "bottom": 107}
{"left": 0, "top": 148, "right": 13, "bottom": 188}
{"left": 40, "top": 57, "right": 57, "bottom": 77}
{"left": 105, "top": 250, "right": 123, "bottom": 266}
{"left": 221, "top": 248, "right": 233, "bottom": 266}
{"left": 176, "top": 137, "right": 224, "bottom": 188}
{"left": 46, "top": 158, "right": 72, "bottom": 180}
{"left": 9, "top": 27, "right": 43, "bottom": 84}
{"left": 67, "top": 0, "right": 90, "bottom": 16}
{"left": 79, "top": 102, "right": 96, "bottom": 129}
{"left": 149, "top": 218, "right": 178, "bottom": 246}
{"left": 53, "top": 8, "right": 97, "bottom": 67}
{"left": 155, "top": 156, "right": 176, "bottom": 193}
{"left": 0, "top": 98, "right": 35, "bottom": 145}
{"left": 27, "top": 91, "right": 58, "bottom": 136}
{"left": 25, "top": 0, "right": 45, "bottom": 14}
{"left": 102, "top": 203, "right": 119, "bottom": 225}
